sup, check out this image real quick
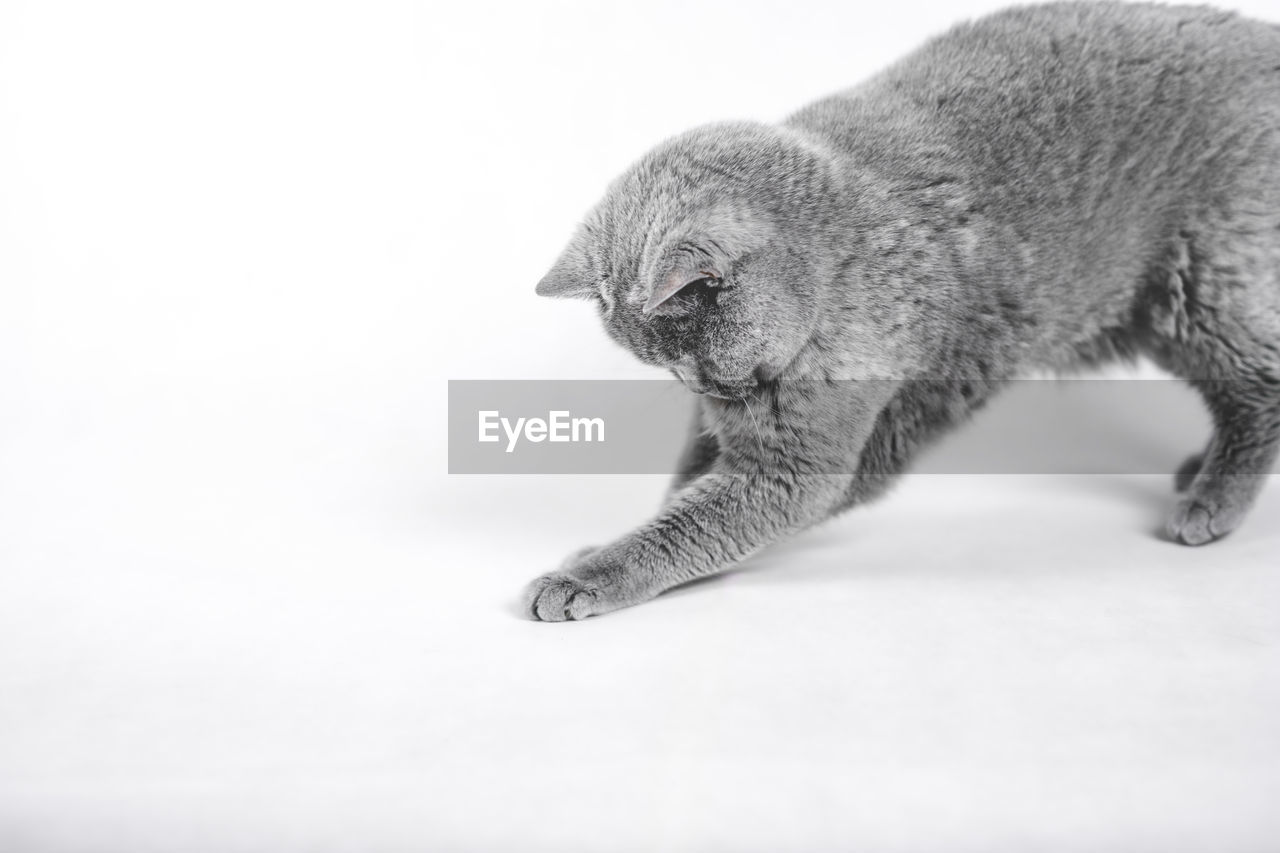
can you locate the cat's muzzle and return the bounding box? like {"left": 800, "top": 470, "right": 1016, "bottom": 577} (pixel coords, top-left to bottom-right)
{"left": 672, "top": 365, "right": 757, "bottom": 401}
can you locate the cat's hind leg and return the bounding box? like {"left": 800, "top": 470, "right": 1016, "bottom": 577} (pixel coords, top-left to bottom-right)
{"left": 1165, "top": 378, "right": 1280, "bottom": 544}
{"left": 1145, "top": 235, "right": 1280, "bottom": 545}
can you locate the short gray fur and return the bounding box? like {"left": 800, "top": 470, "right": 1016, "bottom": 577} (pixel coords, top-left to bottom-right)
{"left": 525, "top": 1, "right": 1280, "bottom": 621}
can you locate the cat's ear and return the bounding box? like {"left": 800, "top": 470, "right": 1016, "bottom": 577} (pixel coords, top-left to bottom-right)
{"left": 536, "top": 238, "right": 596, "bottom": 300}
{"left": 641, "top": 207, "right": 771, "bottom": 311}
{"left": 643, "top": 262, "right": 722, "bottom": 313}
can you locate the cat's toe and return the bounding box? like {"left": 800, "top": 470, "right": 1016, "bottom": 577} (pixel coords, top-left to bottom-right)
{"left": 1167, "top": 501, "right": 1215, "bottom": 545}
{"left": 1166, "top": 496, "right": 1243, "bottom": 546}
{"left": 523, "top": 573, "right": 600, "bottom": 622}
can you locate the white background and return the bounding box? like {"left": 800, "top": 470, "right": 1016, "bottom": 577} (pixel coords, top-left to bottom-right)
{"left": 2, "top": 1, "right": 1278, "bottom": 851}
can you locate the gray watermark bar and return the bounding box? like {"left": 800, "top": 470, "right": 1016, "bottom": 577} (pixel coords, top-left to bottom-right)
{"left": 447, "top": 379, "right": 1275, "bottom": 475}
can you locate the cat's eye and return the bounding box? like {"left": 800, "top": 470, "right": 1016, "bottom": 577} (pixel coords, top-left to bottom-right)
{"left": 682, "top": 275, "right": 723, "bottom": 302}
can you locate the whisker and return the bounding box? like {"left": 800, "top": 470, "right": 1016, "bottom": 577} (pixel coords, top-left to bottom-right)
{"left": 743, "top": 400, "right": 767, "bottom": 458}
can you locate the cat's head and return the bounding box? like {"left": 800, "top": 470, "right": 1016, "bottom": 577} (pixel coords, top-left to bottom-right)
{"left": 537, "top": 122, "right": 839, "bottom": 400}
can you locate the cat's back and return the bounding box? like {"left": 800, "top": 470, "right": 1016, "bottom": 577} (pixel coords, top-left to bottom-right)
{"left": 791, "top": 2, "right": 1280, "bottom": 218}
{"left": 899, "top": 2, "right": 1280, "bottom": 165}
{"left": 899, "top": 2, "right": 1280, "bottom": 107}
{"left": 784, "top": 2, "right": 1280, "bottom": 374}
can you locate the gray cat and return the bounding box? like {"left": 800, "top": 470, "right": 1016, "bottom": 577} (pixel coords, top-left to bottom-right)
{"left": 525, "top": 1, "right": 1280, "bottom": 621}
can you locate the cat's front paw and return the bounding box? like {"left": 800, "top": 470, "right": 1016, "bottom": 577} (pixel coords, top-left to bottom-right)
{"left": 1166, "top": 494, "right": 1246, "bottom": 546}
{"left": 523, "top": 573, "right": 603, "bottom": 622}
{"left": 522, "top": 548, "right": 635, "bottom": 622}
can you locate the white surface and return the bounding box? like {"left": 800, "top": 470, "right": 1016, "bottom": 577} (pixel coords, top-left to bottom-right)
{"left": 2, "top": 2, "right": 1278, "bottom": 851}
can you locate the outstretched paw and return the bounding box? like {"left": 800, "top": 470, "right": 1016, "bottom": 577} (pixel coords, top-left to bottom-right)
{"left": 1166, "top": 495, "right": 1244, "bottom": 546}
{"left": 522, "top": 548, "right": 640, "bottom": 621}
{"left": 523, "top": 573, "right": 602, "bottom": 622}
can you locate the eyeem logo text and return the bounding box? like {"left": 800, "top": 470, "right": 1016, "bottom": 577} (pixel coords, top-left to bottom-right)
{"left": 478, "top": 410, "right": 605, "bottom": 453}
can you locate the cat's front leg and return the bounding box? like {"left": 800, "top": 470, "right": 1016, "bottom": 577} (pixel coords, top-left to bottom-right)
{"left": 523, "top": 385, "right": 892, "bottom": 621}
{"left": 523, "top": 468, "right": 850, "bottom": 620}
{"left": 667, "top": 400, "right": 719, "bottom": 497}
